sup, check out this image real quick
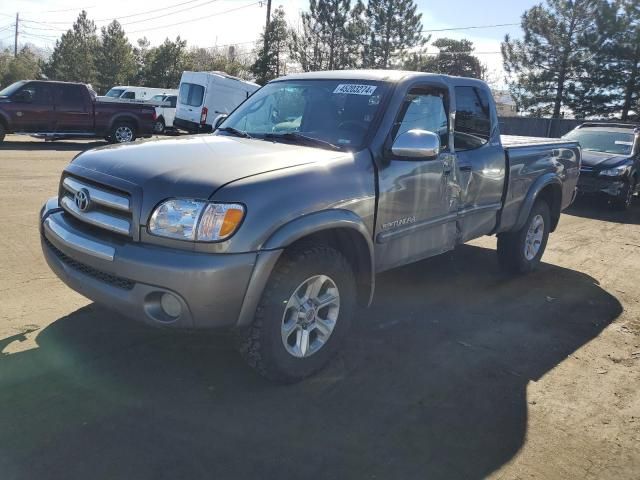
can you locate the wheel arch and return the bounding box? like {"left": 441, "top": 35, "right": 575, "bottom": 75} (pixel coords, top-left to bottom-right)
{"left": 108, "top": 114, "right": 139, "bottom": 132}
{"left": 236, "top": 210, "right": 375, "bottom": 327}
{"left": 514, "top": 175, "right": 563, "bottom": 233}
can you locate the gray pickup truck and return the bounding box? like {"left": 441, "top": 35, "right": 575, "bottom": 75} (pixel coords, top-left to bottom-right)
{"left": 40, "top": 70, "right": 580, "bottom": 382}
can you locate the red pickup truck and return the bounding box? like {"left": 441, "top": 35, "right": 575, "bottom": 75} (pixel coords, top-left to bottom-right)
{"left": 0, "top": 80, "right": 156, "bottom": 143}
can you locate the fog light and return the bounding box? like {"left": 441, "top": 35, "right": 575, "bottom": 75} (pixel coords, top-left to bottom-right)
{"left": 160, "top": 293, "right": 182, "bottom": 318}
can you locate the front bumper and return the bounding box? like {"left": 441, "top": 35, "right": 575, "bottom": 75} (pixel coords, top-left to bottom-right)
{"left": 41, "top": 205, "right": 258, "bottom": 329}
{"left": 577, "top": 174, "right": 627, "bottom": 198}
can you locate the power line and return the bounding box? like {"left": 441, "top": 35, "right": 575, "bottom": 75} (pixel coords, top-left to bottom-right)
{"left": 121, "top": 0, "right": 220, "bottom": 26}
{"left": 421, "top": 22, "right": 519, "bottom": 33}
{"left": 126, "top": 1, "right": 262, "bottom": 34}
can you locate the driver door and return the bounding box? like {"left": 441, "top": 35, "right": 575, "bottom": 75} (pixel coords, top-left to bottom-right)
{"left": 375, "top": 86, "right": 458, "bottom": 272}
{"left": 10, "top": 82, "right": 55, "bottom": 132}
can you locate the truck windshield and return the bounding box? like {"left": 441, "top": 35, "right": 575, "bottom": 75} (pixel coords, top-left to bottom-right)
{"left": 564, "top": 130, "right": 634, "bottom": 155}
{"left": 0, "top": 81, "right": 27, "bottom": 97}
{"left": 105, "top": 88, "right": 125, "bottom": 98}
{"left": 219, "top": 80, "right": 389, "bottom": 150}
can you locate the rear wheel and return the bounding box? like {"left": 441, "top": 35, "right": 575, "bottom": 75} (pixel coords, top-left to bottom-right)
{"left": 109, "top": 122, "right": 136, "bottom": 144}
{"left": 498, "top": 200, "right": 550, "bottom": 274}
{"left": 611, "top": 178, "right": 636, "bottom": 211}
{"left": 237, "top": 243, "right": 356, "bottom": 383}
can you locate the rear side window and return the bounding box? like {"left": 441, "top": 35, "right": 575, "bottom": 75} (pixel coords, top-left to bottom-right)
{"left": 179, "top": 83, "right": 204, "bottom": 107}
{"left": 55, "top": 84, "right": 87, "bottom": 110}
{"left": 454, "top": 86, "right": 492, "bottom": 151}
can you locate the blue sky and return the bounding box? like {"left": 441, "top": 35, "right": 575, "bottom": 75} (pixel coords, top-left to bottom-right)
{"left": 0, "top": 0, "right": 540, "bottom": 79}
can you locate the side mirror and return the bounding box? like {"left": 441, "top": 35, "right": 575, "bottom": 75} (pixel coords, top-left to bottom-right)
{"left": 391, "top": 129, "right": 440, "bottom": 160}
{"left": 14, "top": 90, "right": 33, "bottom": 103}
{"left": 214, "top": 114, "right": 228, "bottom": 130}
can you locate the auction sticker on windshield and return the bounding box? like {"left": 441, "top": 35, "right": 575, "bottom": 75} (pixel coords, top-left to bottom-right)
{"left": 333, "top": 84, "right": 377, "bottom": 95}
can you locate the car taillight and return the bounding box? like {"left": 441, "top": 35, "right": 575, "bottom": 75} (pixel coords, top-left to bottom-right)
{"left": 152, "top": 111, "right": 157, "bottom": 121}
{"left": 200, "top": 107, "right": 208, "bottom": 124}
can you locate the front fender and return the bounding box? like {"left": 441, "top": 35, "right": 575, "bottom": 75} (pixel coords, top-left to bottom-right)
{"left": 236, "top": 209, "right": 375, "bottom": 327}
{"left": 513, "top": 173, "right": 562, "bottom": 232}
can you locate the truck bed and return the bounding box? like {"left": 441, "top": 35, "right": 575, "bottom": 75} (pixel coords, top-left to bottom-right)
{"left": 500, "top": 135, "right": 573, "bottom": 148}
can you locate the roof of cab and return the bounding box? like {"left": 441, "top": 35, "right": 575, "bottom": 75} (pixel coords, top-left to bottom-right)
{"left": 272, "top": 69, "right": 489, "bottom": 89}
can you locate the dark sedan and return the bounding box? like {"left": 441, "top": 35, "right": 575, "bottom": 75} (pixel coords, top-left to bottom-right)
{"left": 564, "top": 123, "right": 639, "bottom": 210}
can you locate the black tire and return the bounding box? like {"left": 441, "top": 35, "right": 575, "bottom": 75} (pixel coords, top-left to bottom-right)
{"left": 0, "top": 122, "right": 5, "bottom": 143}
{"left": 497, "top": 200, "right": 551, "bottom": 274}
{"left": 109, "top": 122, "right": 136, "bottom": 144}
{"left": 611, "top": 178, "right": 636, "bottom": 211}
{"left": 153, "top": 118, "right": 165, "bottom": 134}
{"left": 237, "top": 243, "right": 356, "bottom": 383}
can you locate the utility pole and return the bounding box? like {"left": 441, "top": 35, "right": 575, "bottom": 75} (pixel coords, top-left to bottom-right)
{"left": 263, "top": 0, "right": 272, "bottom": 53}
{"left": 14, "top": 12, "right": 19, "bottom": 57}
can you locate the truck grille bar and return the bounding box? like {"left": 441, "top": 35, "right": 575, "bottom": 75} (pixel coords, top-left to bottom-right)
{"left": 60, "top": 176, "right": 133, "bottom": 237}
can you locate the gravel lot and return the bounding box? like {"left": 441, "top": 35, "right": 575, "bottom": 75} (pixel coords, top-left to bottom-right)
{"left": 1, "top": 135, "right": 639, "bottom": 479}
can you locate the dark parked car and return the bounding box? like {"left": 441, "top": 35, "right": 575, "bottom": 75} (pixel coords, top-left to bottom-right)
{"left": 564, "top": 123, "right": 639, "bottom": 209}
{"left": 0, "top": 80, "right": 156, "bottom": 144}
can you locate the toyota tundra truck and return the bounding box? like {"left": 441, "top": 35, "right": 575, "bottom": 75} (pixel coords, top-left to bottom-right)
{"left": 0, "top": 80, "right": 155, "bottom": 143}
{"left": 40, "top": 71, "right": 580, "bottom": 382}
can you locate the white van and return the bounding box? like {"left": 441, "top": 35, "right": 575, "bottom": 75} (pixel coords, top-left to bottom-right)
{"left": 174, "top": 72, "right": 260, "bottom": 133}
{"left": 101, "top": 86, "right": 178, "bottom": 102}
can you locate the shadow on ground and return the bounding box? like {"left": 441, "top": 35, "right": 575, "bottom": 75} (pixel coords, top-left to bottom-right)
{"left": 0, "top": 140, "right": 109, "bottom": 152}
{"left": 0, "top": 245, "right": 621, "bottom": 480}
{"left": 565, "top": 194, "right": 640, "bottom": 225}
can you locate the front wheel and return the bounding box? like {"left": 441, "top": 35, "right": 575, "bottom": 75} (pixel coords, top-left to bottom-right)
{"left": 611, "top": 178, "right": 636, "bottom": 211}
{"left": 237, "top": 243, "right": 356, "bottom": 383}
{"left": 109, "top": 122, "right": 136, "bottom": 144}
{"left": 497, "top": 200, "right": 551, "bottom": 274}
{"left": 153, "top": 118, "right": 165, "bottom": 134}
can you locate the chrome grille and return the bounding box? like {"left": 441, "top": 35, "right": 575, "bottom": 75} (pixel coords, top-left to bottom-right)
{"left": 60, "top": 176, "right": 132, "bottom": 237}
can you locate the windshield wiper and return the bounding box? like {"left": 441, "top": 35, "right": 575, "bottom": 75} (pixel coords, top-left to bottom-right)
{"left": 263, "top": 132, "right": 341, "bottom": 151}
{"left": 217, "top": 127, "right": 253, "bottom": 139}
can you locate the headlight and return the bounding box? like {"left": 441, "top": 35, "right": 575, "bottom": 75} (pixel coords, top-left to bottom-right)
{"left": 148, "top": 199, "right": 245, "bottom": 242}
{"left": 599, "top": 165, "right": 630, "bottom": 177}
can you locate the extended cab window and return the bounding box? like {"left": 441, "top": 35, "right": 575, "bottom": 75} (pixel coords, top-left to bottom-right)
{"left": 179, "top": 83, "right": 204, "bottom": 107}
{"left": 394, "top": 88, "right": 449, "bottom": 149}
{"left": 454, "top": 86, "right": 491, "bottom": 151}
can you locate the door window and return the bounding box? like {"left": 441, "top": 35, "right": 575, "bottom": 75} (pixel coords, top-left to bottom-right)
{"left": 179, "top": 83, "right": 205, "bottom": 107}
{"left": 17, "top": 83, "right": 53, "bottom": 105}
{"left": 55, "top": 84, "right": 87, "bottom": 111}
{"left": 121, "top": 91, "right": 135, "bottom": 99}
{"left": 168, "top": 96, "right": 177, "bottom": 108}
{"left": 454, "top": 86, "right": 492, "bottom": 151}
{"left": 393, "top": 88, "right": 449, "bottom": 149}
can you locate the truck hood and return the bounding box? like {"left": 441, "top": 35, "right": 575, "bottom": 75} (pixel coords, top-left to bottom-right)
{"left": 70, "top": 134, "right": 344, "bottom": 200}
{"left": 581, "top": 150, "right": 632, "bottom": 169}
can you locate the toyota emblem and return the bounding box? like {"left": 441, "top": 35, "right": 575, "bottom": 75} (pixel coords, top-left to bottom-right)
{"left": 74, "top": 189, "right": 91, "bottom": 211}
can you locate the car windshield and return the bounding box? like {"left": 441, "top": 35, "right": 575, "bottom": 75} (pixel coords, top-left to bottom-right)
{"left": 0, "top": 81, "right": 26, "bottom": 97}
{"left": 564, "top": 129, "right": 635, "bottom": 155}
{"left": 219, "top": 80, "right": 389, "bottom": 150}
{"left": 104, "top": 88, "right": 125, "bottom": 98}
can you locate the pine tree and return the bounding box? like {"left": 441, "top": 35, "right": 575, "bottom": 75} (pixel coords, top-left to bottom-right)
{"left": 290, "top": 0, "right": 361, "bottom": 72}
{"left": 405, "top": 38, "right": 484, "bottom": 78}
{"left": 96, "top": 21, "right": 135, "bottom": 93}
{"left": 45, "top": 10, "right": 99, "bottom": 85}
{"left": 143, "top": 37, "right": 191, "bottom": 88}
{"left": 251, "top": 7, "right": 288, "bottom": 84}
{"left": 502, "top": 0, "right": 602, "bottom": 118}
{"left": 364, "top": 0, "right": 425, "bottom": 69}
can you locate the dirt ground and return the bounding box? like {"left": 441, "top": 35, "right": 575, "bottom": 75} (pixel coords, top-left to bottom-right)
{"left": 0, "top": 135, "right": 638, "bottom": 479}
